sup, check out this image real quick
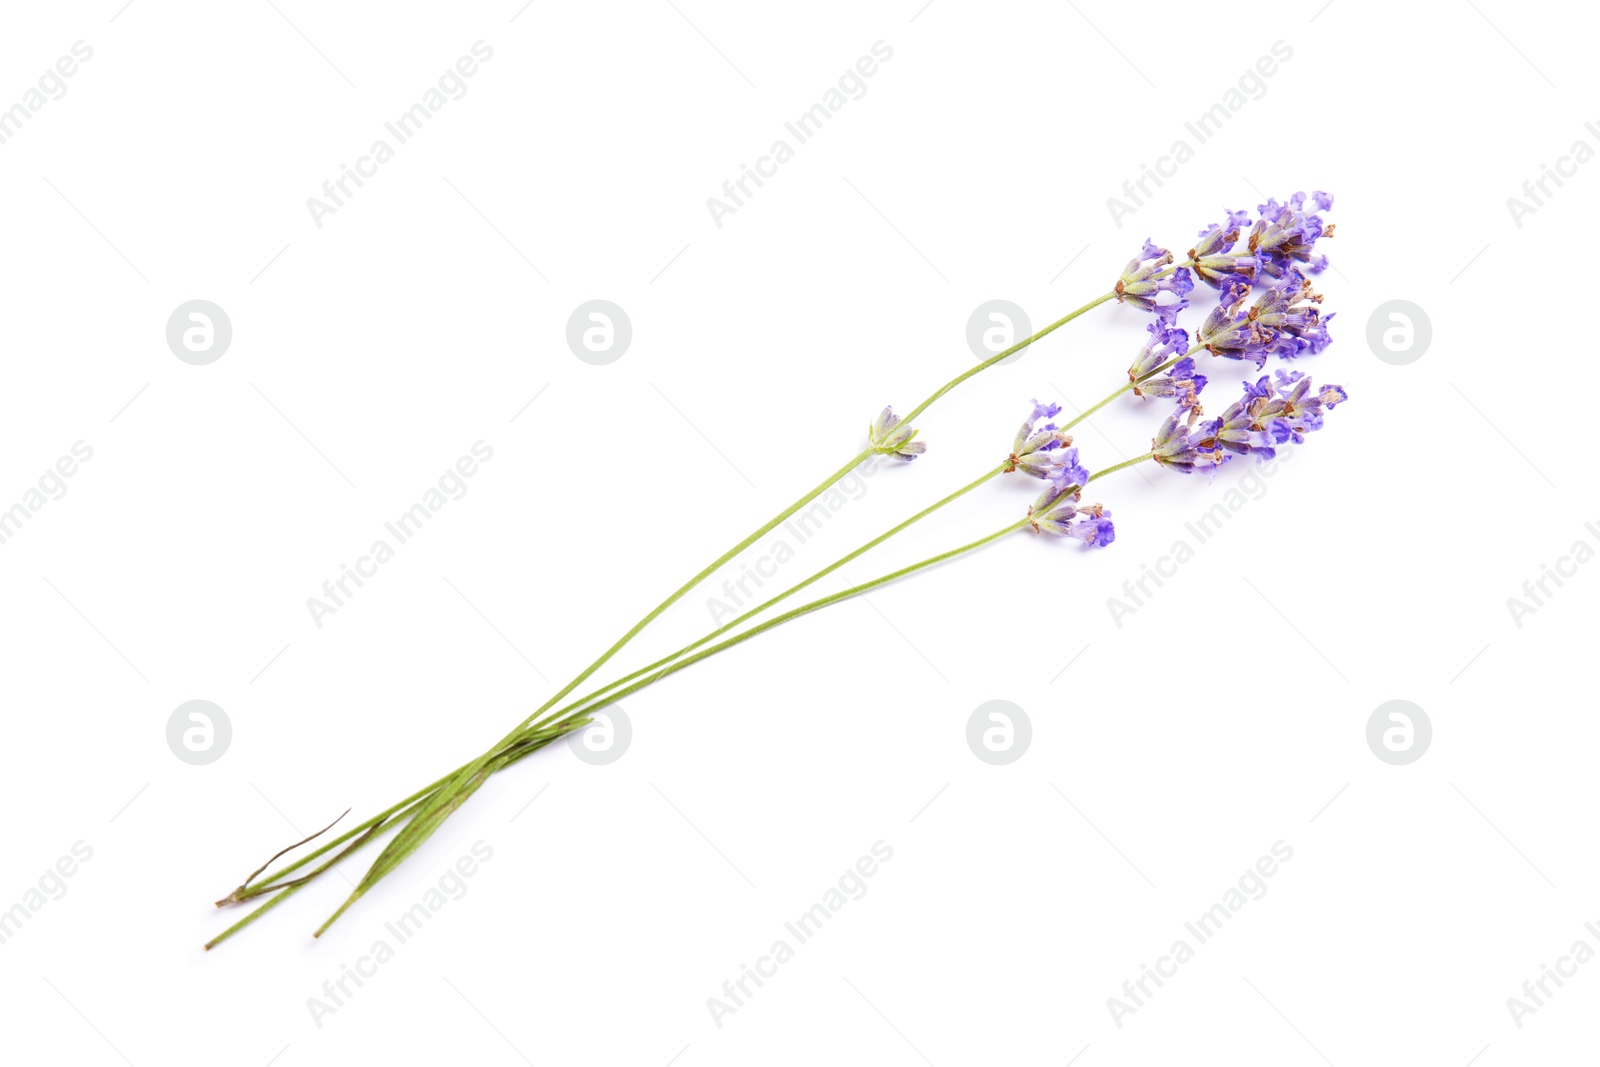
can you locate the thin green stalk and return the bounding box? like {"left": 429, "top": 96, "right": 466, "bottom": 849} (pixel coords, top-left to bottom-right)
{"left": 223, "top": 722, "right": 586, "bottom": 906}
{"left": 1063, "top": 343, "right": 1203, "bottom": 428}
{"left": 1088, "top": 452, "right": 1155, "bottom": 481}
{"left": 557, "top": 518, "right": 1033, "bottom": 711}
{"left": 511, "top": 289, "right": 1117, "bottom": 740}
{"left": 530, "top": 455, "right": 1155, "bottom": 731}
{"left": 522, "top": 461, "right": 1011, "bottom": 737}
{"left": 516, "top": 331, "right": 1186, "bottom": 742}
{"left": 213, "top": 442, "right": 1160, "bottom": 944}
{"left": 223, "top": 464, "right": 1010, "bottom": 923}
{"left": 207, "top": 792, "right": 432, "bottom": 949}
{"left": 311, "top": 290, "right": 1123, "bottom": 936}
{"left": 899, "top": 292, "right": 1116, "bottom": 427}
{"left": 218, "top": 774, "right": 459, "bottom": 906}
{"left": 218, "top": 287, "right": 1125, "bottom": 941}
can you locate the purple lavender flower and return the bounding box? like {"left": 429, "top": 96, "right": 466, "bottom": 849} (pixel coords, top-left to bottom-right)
{"left": 1197, "top": 271, "right": 1333, "bottom": 367}
{"left": 1251, "top": 270, "right": 1331, "bottom": 359}
{"left": 1174, "top": 373, "right": 1207, "bottom": 416}
{"left": 1138, "top": 357, "right": 1207, "bottom": 410}
{"left": 1150, "top": 411, "right": 1213, "bottom": 474}
{"left": 1115, "top": 241, "right": 1193, "bottom": 318}
{"left": 1248, "top": 191, "right": 1335, "bottom": 278}
{"left": 1188, "top": 209, "right": 1259, "bottom": 291}
{"left": 1027, "top": 398, "right": 1062, "bottom": 424}
{"left": 868, "top": 406, "right": 925, "bottom": 460}
{"left": 1255, "top": 370, "right": 1349, "bottom": 442}
{"left": 1196, "top": 294, "right": 1268, "bottom": 367}
{"left": 1027, "top": 485, "right": 1114, "bottom": 546}
{"left": 1128, "top": 322, "right": 1191, "bottom": 392}
{"left": 1192, "top": 371, "right": 1347, "bottom": 464}
{"left": 1053, "top": 445, "right": 1091, "bottom": 491}
{"left": 1071, "top": 506, "right": 1116, "bottom": 547}
{"left": 1024, "top": 451, "right": 1100, "bottom": 537}
{"left": 1007, "top": 399, "right": 1078, "bottom": 479}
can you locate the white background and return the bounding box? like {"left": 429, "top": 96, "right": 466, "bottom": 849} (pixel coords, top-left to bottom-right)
{"left": 1, "top": 1, "right": 1594, "bottom": 1064}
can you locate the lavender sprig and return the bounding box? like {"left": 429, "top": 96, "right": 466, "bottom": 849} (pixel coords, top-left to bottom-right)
{"left": 208, "top": 188, "right": 1349, "bottom": 949}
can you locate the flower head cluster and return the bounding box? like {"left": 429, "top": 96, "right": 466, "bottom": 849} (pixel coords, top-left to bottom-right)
{"left": 1005, "top": 399, "right": 1088, "bottom": 484}
{"left": 1147, "top": 358, "right": 1206, "bottom": 415}
{"left": 1248, "top": 191, "right": 1335, "bottom": 278}
{"left": 1027, "top": 482, "right": 1115, "bottom": 546}
{"left": 1196, "top": 270, "right": 1330, "bottom": 367}
{"left": 1252, "top": 271, "right": 1333, "bottom": 359}
{"left": 868, "top": 406, "right": 925, "bottom": 461}
{"left": 1195, "top": 293, "right": 1267, "bottom": 366}
{"left": 1115, "top": 241, "right": 1193, "bottom": 320}
{"left": 1150, "top": 411, "right": 1214, "bottom": 474}
{"left": 1016, "top": 411, "right": 1110, "bottom": 545}
{"left": 1188, "top": 209, "right": 1259, "bottom": 292}
{"left": 1128, "top": 322, "right": 1204, "bottom": 410}
{"left": 1128, "top": 322, "right": 1188, "bottom": 385}
{"left": 1189, "top": 370, "right": 1348, "bottom": 464}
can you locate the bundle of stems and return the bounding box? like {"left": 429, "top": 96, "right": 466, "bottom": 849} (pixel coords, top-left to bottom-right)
{"left": 208, "top": 192, "right": 1341, "bottom": 949}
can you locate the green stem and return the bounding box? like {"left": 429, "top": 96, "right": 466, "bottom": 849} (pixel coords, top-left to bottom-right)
{"left": 237, "top": 462, "right": 1006, "bottom": 917}
{"left": 1089, "top": 452, "right": 1155, "bottom": 481}
{"left": 213, "top": 444, "right": 1158, "bottom": 945}
{"left": 899, "top": 292, "right": 1116, "bottom": 427}
{"left": 508, "top": 448, "right": 873, "bottom": 736}
{"left": 226, "top": 773, "right": 460, "bottom": 901}
{"left": 560, "top": 518, "right": 1032, "bottom": 710}
{"left": 206, "top": 792, "right": 433, "bottom": 949}
{"left": 531, "top": 455, "right": 1155, "bottom": 731}
{"left": 510, "top": 290, "right": 1117, "bottom": 738}
{"left": 207, "top": 727, "right": 581, "bottom": 949}
{"left": 1061, "top": 344, "right": 1203, "bottom": 431}
{"left": 225, "top": 723, "right": 585, "bottom": 906}
{"left": 522, "top": 461, "right": 1010, "bottom": 736}
{"left": 312, "top": 290, "right": 1128, "bottom": 935}
{"left": 221, "top": 288, "right": 1127, "bottom": 942}
{"left": 537, "top": 330, "right": 1172, "bottom": 733}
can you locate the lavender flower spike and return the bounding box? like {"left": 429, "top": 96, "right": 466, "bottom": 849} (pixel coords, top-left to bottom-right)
{"left": 868, "top": 405, "right": 926, "bottom": 460}
{"left": 1252, "top": 270, "right": 1333, "bottom": 359}
{"left": 1192, "top": 371, "right": 1348, "bottom": 465}
{"left": 1189, "top": 209, "right": 1259, "bottom": 293}
{"left": 1145, "top": 360, "right": 1207, "bottom": 413}
{"left": 1006, "top": 399, "right": 1080, "bottom": 480}
{"left": 1115, "top": 240, "right": 1193, "bottom": 318}
{"left": 1248, "top": 191, "right": 1335, "bottom": 278}
{"left": 1258, "top": 370, "right": 1349, "bottom": 442}
{"left": 1196, "top": 291, "right": 1268, "bottom": 367}
{"left": 1150, "top": 411, "right": 1213, "bottom": 474}
{"left": 1070, "top": 504, "right": 1116, "bottom": 547}
{"left": 1197, "top": 270, "right": 1332, "bottom": 367}
{"left": 1129, "top": 322, "right": 1204, "bottom": 407}
{"left": 1128, "top": 323, "right": 1190, "bottom": 388}
{"left": 1027, "top": 479, "right": 1115, "bottom": 546}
